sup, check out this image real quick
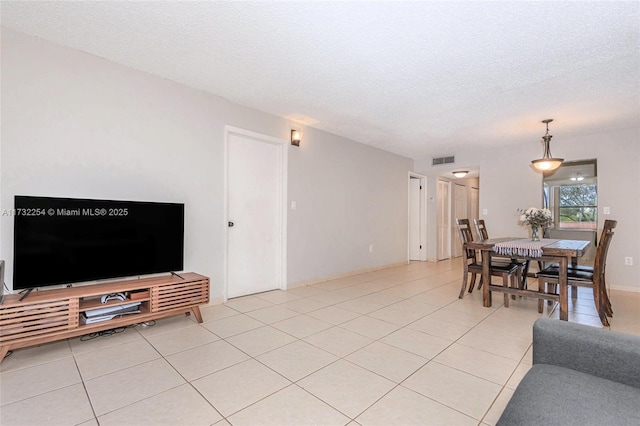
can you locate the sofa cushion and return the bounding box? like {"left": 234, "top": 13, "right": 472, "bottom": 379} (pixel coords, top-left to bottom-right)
{"left": 533, "top": 318, "right": 640, "bottom": 388}
{"left": 497, "top": 364, "right": 640, "bottom": 426}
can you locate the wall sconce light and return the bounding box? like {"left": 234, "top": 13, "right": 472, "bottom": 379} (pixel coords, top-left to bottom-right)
{"left": 531, "top": 119, "right": 564, "bottom": 172}
{"left": 291, "top": 129, "right": 302, "bottom": 147}
{"left": 452, "top": 171, "right": 468, "bottom": 178}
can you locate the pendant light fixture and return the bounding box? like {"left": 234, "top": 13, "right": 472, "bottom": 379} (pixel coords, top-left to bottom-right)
{"left": 531, "top": 119, "right": 564, "bottom": 172}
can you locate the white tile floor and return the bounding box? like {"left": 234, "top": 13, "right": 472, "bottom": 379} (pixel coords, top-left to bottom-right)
{"left": 1, "top": 258, "right": 639, "bottom": 426}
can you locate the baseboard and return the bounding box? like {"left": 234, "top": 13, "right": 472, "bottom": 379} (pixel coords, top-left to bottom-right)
{"left": 207, "top": 296, "right": 225, "bottom": 306}
{"left": 609, "top": 285, "right": 640, "bottom": 293}
{"left": 287, "top": 261, "right": 408, "bottom": 289}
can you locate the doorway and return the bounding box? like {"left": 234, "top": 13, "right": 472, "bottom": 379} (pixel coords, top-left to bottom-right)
{"left": 470, "top": 186, "right": 480, "bottom": 226}
{"left": 408, "top": 173, "right": 427, "bottom": 261}
{"left": 452, "top": 183, "right": 467, "bottom": 257}
{"left": 437, "top": 179, "right": 451, "bottom": 260}
{"left": 224, "top": 126, "right": 287, "bottom": 300}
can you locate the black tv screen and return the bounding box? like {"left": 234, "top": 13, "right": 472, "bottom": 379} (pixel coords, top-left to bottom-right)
{"left": 13, "top": 196, "right": 184, "bottom": 290}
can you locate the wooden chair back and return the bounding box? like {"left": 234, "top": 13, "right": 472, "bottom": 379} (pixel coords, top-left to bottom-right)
{"left": 455, "top": 218, "right": 476, "bottom": 261}
{"left": 474, "top": 218, "right": 489, "bottom": 241}
{"left": 594, "top": 220, "right": 617, "bottom": 281}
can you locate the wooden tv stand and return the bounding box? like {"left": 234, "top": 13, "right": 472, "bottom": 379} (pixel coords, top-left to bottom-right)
{"left": 0, "top": 272, "right": 209, "bottom": 362}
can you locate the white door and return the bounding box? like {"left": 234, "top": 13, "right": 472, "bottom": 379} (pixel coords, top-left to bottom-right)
{"left": 452, "top": 183, "right": 467, "bottom": 258}
{"left": 470, "top": 186, "right": 480, "bottom": 236}
{"left": 226, "top": 128, "right": 286, "bottom": 299}
{"left": 437, "top": 179, "right": 450, "bottom": 260}
{"left": 409, "top": 178, "right": 421, "bottom": 260}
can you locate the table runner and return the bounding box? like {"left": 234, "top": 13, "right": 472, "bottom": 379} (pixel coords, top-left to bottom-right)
{"left": 493, "top": 238, "right": 561, "bottom": 257}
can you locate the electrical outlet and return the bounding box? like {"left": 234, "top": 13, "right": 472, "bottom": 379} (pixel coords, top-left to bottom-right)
{"left": 291, "top": 201, "right": 296, "bottom": 210}
{"left": 625, "top": 257, "right": 633, "bottom": 266}
{"left": 482, "top": 208, "right": 488, "bottom": 216}
{"left": 603, "top": 206, "right": 610, "bottom": 215}
{"left": 369, "top": 244, "right": 374, "bottom": 252}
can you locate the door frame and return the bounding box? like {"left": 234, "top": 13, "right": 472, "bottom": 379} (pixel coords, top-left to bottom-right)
{"left": 223, "top": 126, "right": 288, "bottom": 302}
{"left": 452, "top": 182, "right": 468, "bottom": 258}
{"left": 408, "top": 172, "right": 427, "bottom": 261}
{"left": 437, "top": 178, "right": 452, "bottom": 260}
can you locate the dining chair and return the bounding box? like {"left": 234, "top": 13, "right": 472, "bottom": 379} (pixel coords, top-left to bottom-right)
{"left": 474, "top": 218, "right": 489, "bottom": 241}
{"left": 456, "top": 218, "right": 519, "bottom": 306}
{"left": 539, "top": 219, "right": 617, "bottom": 317}
{"left": 473, "top": 218, "right": 529, "bottom": 290}
{"left": 536, "top": 219, "right": 617, "bottom": 326}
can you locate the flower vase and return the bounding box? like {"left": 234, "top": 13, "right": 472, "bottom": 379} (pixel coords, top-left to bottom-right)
{"left": 531, "top": 225, "right": 540, "bottom": 241}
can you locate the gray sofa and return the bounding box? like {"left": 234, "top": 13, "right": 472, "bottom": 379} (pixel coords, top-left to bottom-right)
{"left": 497, "top": 318, "right": 640, "bottom": 425}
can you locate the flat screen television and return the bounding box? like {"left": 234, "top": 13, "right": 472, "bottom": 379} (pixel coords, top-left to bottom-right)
{"left": 13, "top": 196, "right": 184, "bottom": 290}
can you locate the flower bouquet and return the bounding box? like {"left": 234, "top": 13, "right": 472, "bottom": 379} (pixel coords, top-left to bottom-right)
{"left": 518, "top": 207, "right": 552, "bottom": 241}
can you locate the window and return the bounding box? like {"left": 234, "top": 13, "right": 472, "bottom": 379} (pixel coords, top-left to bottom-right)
{"left": 543, "top": 159, "right": 598, "bottom": 231}
{"left": 558, "top": 183, "right": 597, "bottom": 229}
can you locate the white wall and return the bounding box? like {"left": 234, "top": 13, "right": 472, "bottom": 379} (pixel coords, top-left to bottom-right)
{"left": 416, "top": 127, "right": 640, "bottom": 292}
{"left": 288, "top": 128, "right": 411, "bottom": 284}
{"left": 0, "top": 29, "right": 412, "bottom": 299}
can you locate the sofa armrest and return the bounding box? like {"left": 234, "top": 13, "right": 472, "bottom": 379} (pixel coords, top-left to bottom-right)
{"left": 533, "top": 318, "right": 640, "bottom": 388}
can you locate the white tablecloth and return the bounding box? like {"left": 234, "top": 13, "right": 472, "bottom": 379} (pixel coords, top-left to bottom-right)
{"left": 493, "top": 238, "right": 561, "bottom": 258}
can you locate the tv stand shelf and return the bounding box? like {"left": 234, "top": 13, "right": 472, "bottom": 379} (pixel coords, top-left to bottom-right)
{"left": 0, "top": 273, "right": 209, "bottom": 362}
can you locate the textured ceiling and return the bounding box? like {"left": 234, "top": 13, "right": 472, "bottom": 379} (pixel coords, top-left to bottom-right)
{"left": 1, "top": 1, "right": 638, "bottom": 160}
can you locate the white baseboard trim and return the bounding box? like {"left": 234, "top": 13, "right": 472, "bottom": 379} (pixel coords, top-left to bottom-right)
{"left": 287, "top": 262, "right": 408, "bottom": 289}
{"left": 610, "top": 285, "right": 640, "bottom": 293}
{"left": 207, "top": 296, "right": 225, "bottom": 306}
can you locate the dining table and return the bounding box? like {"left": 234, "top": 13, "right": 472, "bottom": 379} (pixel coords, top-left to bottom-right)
{"left": 464, "top": 237, "right": 591, "bottom": 320}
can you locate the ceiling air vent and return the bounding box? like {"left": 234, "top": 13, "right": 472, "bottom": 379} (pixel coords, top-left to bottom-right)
{"left": 432, "top": 156, "right": 455, "bottom": 166}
